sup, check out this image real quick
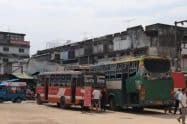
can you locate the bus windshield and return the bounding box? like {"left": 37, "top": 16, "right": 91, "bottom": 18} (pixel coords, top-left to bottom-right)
{"left": 144, "top": 58, "right": 170, "bottom": 73}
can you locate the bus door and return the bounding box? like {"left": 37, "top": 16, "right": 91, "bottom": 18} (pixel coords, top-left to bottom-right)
{"left": 71, "top": 76, "right": 77, "bottom": 104}
{"left": 44, "top": 78, "right": 49, "bottom": 101}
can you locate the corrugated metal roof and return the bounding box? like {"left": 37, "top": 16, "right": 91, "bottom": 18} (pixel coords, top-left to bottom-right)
{"left": 40, "top": 71, "right": 82, "bottom": 76}
{"left": 12, "top": 73, "right": 34, "bottom": 79}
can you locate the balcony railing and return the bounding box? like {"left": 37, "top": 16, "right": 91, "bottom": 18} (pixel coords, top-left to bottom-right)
{"left": 10, "top": 40, "right": 30, "bottom": 46}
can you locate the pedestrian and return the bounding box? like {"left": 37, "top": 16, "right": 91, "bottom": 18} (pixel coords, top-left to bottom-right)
{"left": 101, "top": 87, "right": 107, "bottom": 112}
{"left": 92, "top": 87, "right": 101, "bottom": 112}
{"left": 177, "top": 88, "right": 187, "bottom": 124}
{"left": 174, "top": 89, "right": 182, "bottom": 114}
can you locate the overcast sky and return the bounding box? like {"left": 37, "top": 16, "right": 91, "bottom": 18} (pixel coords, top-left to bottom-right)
{"left": 0, "top": 0, "right": 187, "bottom": 55}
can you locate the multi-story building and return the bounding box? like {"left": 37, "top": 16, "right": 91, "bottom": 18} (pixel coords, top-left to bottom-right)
{"left": 32, "top": 23, "right": 187, "bottom": 70}
{"left": 0, "top": 31, "right": 30, "bottom": 74}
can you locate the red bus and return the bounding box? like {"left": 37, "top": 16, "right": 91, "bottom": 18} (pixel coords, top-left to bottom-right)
{"left": 36, "top": 71, "right": 105, "bottom": 108}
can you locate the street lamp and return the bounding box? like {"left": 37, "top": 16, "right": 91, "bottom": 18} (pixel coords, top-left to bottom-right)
{"left": 174, "top": 20, "right": 187, "bottom": 71}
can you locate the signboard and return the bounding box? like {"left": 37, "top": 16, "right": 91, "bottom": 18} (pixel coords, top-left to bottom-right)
{"left": 84, "top": 86, "right": 92, "bottom": 107}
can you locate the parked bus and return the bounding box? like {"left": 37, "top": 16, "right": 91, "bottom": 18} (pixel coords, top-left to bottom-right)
{"left": 91, "top": 56, "right": 173, "bottom": 111}
{"left": 36, "top": 71, "right": 105, "bottom": 108}
{"left": 0, "top": 81, "right": 27, "bottom": 103}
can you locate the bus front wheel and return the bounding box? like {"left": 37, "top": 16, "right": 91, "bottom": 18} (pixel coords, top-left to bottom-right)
{"left": 0, "top": 98, "right": 3, "bottom": 103}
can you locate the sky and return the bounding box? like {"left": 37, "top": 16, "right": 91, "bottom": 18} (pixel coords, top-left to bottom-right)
{"left": 0, "top": 0, "right": 187, "bottom": 55}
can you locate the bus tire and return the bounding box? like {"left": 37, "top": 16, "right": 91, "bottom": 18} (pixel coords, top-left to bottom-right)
{"left": 57, "top": 103, "right": 60, "bottom": 107}
{"left": 12, "top": 99, "right": 17, "bottom": 103}
{"left": 36, "top": 95, "right": 42, "bottom": 105}
{"left": 59, "top": 96, "right": 68, "bottom": 109}
{"left": 16, "top": 98, "right": 22, "bottom": 103}
{"left": 109, "top": 97, "right": 117, "bottom": 110}
{"left": 0, "top": 98, "right": 3, "bottom": 103}
{"left": 132, "top": 107, "right": 144, "bottom": 112}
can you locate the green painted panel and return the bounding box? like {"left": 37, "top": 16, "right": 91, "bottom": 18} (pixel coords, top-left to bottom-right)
{"left": 126, "top": 74, "right": 140, "bottom": 93}
{"left": 142, "top": 79, "right": 173, "bottom": 100}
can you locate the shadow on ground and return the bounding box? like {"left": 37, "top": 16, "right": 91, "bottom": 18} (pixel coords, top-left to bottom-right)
{"left": 119, "top": 108, "right": 179, "bottom": 119}
{"left": 44, "top": 103, "right": 179, "bottom": 119}
{"left": 45, "top": 103, "right": 115, "bottom": 115}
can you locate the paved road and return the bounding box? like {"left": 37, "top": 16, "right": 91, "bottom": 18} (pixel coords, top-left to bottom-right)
{"left": 0, "top": 101, "right": 181, "bottom": 124}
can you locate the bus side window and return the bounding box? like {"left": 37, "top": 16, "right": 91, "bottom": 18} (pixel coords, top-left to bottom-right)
{"left": 16, "top": 87, "right": 25, "bottom": 94}
{"left": 0, "top": 86, "right": 5, "bottom": 92}
{"left": 116, "top": 74, "right": 122, "bottom": 79}
{"left": 7, "top": 87, "right": 16, "bottom": 94}
{"left": 106, "top": 75, "right": 109, "bottom": 80}
{"left": 76, "top": 77, "right": 83, "bottom": 87}
{"left": 41, "top": 83, "right": 44, "bottom": 86}
{"left": 110, "top": 74, "right": 115, "bottom": 80}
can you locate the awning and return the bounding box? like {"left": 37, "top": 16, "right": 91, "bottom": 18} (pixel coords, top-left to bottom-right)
{"left": 12, "top": 73, "right": 34, "bottom": 80}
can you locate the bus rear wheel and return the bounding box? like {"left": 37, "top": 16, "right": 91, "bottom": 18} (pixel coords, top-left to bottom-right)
{"left": 132, "top": 107, "right": 144, "bottom": 112}
{"left": 16, "top": 98, "right": 22, "bottom": 103}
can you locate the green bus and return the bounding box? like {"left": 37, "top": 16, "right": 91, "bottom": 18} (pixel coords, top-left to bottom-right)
{"left": 91, "top": 56, "right": 173, "bottom": 111}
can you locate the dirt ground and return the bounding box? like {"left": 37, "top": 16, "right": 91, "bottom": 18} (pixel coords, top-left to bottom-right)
{"left": 0, "top": 101, "right": 182, "bottom": 124}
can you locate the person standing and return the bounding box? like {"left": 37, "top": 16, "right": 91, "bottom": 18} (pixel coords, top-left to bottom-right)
{"left": 174, "top": 89, "right": 181, "bottom": 114}
{"left": 177, "top": 88, "right": 187, "bottom": 124}
{"left": 101, "top": 88, "right": 107, "bottom": 112}
{"left": 92, "top": 88, "right": 101, "bottom": 112}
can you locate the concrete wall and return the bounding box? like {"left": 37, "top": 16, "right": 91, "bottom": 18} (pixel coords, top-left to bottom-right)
{"left": 27, "top": 59, "right": 64, "bottom": 74}
{"left": 0, "top": 45, "right": 29, "bottom": 56}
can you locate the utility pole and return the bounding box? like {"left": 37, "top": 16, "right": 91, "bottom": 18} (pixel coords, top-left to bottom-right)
{"left": 174, "top": 20, "right": 187, "bottom": 71}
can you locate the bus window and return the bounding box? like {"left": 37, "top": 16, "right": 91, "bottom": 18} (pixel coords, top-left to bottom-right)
{"left": 144, "top": 59, "right": 170, "bottom": 73}
{"left": 110, "top": 75, "right": 115, "bottom": 80}
{"left": 96, "top": 75, "right": 106, "bottom": 88}
{"left": 106, "top": 75, "right": 109, "bottom": 79}
{"left": 37, "top": 77, "right": 44, "bottom": 87}
{"left": 7, "top": 87, "right": 16, "bottom": 94}
{"left": 76, "top": 76, "right": 84, "bottom": 87}
{"left": 84, "top": 75, "right": 94, "bottom": 86}
{"left": 16, "top": 87, "right": 25, "bottom": 94}
{"left": 116, "top": 74, "right": 122, "bottom": 79}
{"left": 0, "top": 86, "right": 5, "bottom": 92}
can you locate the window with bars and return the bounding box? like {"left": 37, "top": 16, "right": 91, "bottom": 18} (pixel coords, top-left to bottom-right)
{"left": 19, "top": 48, "right": 24, "bottom": 53}
{"left": 3, "top": 47, "right": 9, "bottom": 52}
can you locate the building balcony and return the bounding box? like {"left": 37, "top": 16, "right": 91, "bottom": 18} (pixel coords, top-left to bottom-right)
{"left": 10, "top": 40, "right": 30, "bottom": 47}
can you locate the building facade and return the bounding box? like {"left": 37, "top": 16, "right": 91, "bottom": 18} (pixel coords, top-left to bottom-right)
{"left": 32, "top": 23, "right": 187, "bottom": 70}
{"left": 0, "top": 31, "right": 30, "bottom": 74}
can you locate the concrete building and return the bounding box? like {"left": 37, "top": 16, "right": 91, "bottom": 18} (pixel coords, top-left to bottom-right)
{"left": 32, "top": 23, "right": 187, "bottom": 70}
{"left": 0, "top": 31, "right": 30, "bottom": 74}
